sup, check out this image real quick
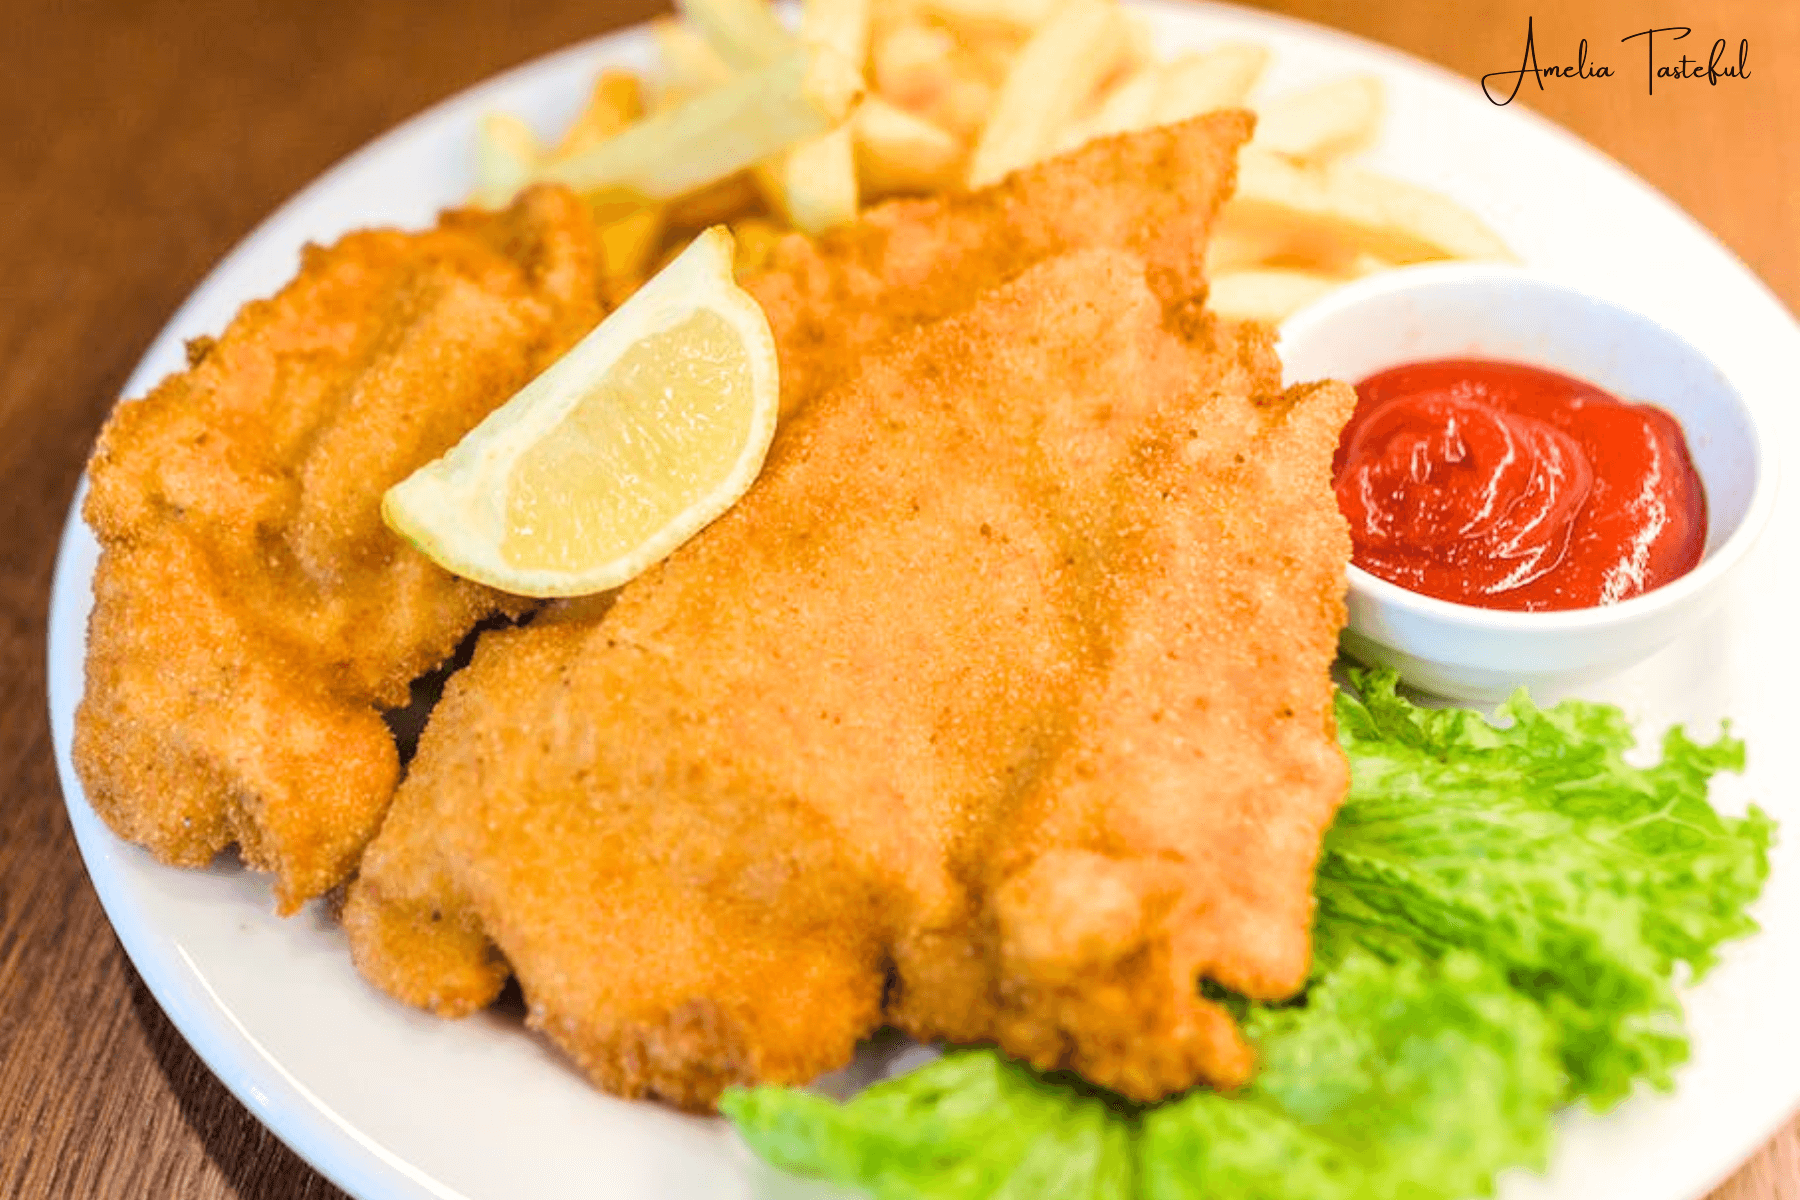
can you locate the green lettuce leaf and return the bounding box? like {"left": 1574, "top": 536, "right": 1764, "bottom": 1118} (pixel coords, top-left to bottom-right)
{"left": 1322, "top": 672, "right": 1772, "bottom": 1104}
{"left": 1140, "top": 950, "right": 1561, "bottom": 1200}
{"left": 723, "top": 1051, "right": 1135, "bottom": 1200}
{"left": 724, "top": 672, "right": 1772, "bottom": 1200}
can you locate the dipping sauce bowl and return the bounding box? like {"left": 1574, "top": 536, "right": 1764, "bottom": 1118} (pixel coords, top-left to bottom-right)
{"left": 1279, "top": 263, "right": 1777, "bottom": 703}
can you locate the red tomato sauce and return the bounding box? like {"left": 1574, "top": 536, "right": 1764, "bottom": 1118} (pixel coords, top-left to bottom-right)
{"left": 1332, "top": 359, "right": 1707, "bottom": 611}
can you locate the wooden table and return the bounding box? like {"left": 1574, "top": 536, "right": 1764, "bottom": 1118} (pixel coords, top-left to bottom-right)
{"left": 1, "top": 0, "right": 1793, "bottom": 1195}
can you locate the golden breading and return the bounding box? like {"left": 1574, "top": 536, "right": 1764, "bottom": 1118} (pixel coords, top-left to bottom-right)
{"left": 73, "top": 112, "right": 1251, "bottom": 920}
{"left": 74, "top": 187, "right": 603, "bottom": 912}
{"left": 344, "top": 246, "right": 1352, "bottom": 1110}
{"left": 746, "top": 110, "right": 1255, "bottom": 422}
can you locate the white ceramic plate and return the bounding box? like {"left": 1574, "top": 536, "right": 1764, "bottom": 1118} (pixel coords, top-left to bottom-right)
{"left": 45, "top": 4, "right": 1800, "bottom": 1198}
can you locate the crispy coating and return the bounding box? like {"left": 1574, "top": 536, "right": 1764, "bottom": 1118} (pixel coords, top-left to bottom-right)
{"left": 74, "top": 187, "right": 603, "bottom": 912}
{"left": 344, "top": 244, "right": 1352, "bottom": 1110}
{"left": 746, "top": 110, "right": 1255, "bottom": 423}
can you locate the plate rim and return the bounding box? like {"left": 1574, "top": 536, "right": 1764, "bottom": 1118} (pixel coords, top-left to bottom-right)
{"left": 45, "top": 4, "right": 1800, "bottom": 1199}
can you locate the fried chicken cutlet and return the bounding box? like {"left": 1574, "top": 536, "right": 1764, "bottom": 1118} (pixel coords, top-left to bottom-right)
{"left": 344, "top": 247, "right": 1354, "bottom": 1110}
{"left": 74, "top": 187, "right": 604, "bottom": 912}
{"left": 74, "top": 111, "right": 1250, "bottom": 918}
{"left": 746, "top": 110, "right": 1254, "bottom": 423}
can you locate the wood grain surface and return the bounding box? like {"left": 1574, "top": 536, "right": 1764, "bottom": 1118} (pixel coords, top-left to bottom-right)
{"left": 1, "top": 0, "right": 1793, "bottom": 1196}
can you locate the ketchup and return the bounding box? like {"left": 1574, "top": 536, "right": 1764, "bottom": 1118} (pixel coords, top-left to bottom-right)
{"left": 1333, "top": 359, "right": 1706, "bottom": 611}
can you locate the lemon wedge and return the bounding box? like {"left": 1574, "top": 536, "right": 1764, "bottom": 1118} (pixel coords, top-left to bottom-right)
{"left": 383, "top": 227, "right": 778, "bottom": 597}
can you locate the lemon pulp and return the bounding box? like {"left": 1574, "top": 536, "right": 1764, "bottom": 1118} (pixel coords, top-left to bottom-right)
{"left": 504, "top": 310, "right": 754, "bottom": 571}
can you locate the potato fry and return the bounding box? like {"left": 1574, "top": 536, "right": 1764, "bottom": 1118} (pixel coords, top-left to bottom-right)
{"left": 966, "top": 0, "right": 1134, "bottom": 187}
{"left": 1150, "top": 42, "right": 1269, "bottom": 124}
{"left": 1204, "top": 217, "right": 1293, "bottom": 275}
{"left": 1121, "top": 11, "right": 1157, "bottom": 74}
{"left": 1231, "top": 146, "right": 1514, "bottom": 264}
{"left": 1054, "top": 62, "right": 1159, "bottom": 152}
{"left": 1345, "top": 250, "right": 1397, "bottom": 276}
{"left": 474, "top": 112, "right": 541, "bottom": 207}
{"left": 915, "top": 0, "right": 1060, "bottom": 31}
{"left": 1052, "top": 41, "right": 1270, "bottom": 156}
{"left": 673, "top": 0, "right": 864, "bottom": 234}
{"left": 651, "top": 16, "right": 735, "bottom": 95}
{"left": 613, "top": 1, "right": 1504, "bottom": 315}
{"left": 855, "top": 96, "right": 965, "bottom": 196}
{"left": 665, "top": 172, "right": 765, "bottom": 230}
{"left": 1209, "top": 206, "right": 1405, "bottom": 280}
{"left": 795, "top": 130, "right": 861, "bottom": 233}
{"left": 803, "top": 0, "right": 870, "bottom": 64}
{"left": 676, "top": 0, "right": 792, "bottom": 69}
{"left": 536, "top": 46, "right": 863, "bottom": 201}
{"left": 872, "top": 21, "right": 997, "bottom": 139}
{"left": 553, "top": 71, "right": 646, "bottom": 161}
{"left": 767, "top": 0, "right": 871, "bottom": 234}
{"left": 730, "top": 216, "right": 789, "bottom": 275}
{"left": 1208, "top": 267, "right": 1340, "bottom": 323}
{"left": 1254, "top": 75, "right": 1383, "bottom": 161}
{"left": 592, "top": 200, "right": 666, "bottom": 287}
{"left": 757, "top": 126, "right": 859, "bottom": 233}
{"left": 871, "top": 21, "right": 953, "bottom": 102}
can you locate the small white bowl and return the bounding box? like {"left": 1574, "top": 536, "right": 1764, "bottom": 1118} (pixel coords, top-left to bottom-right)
{"left": 1279, "top": 263, "right": 1778, "bottom": 703}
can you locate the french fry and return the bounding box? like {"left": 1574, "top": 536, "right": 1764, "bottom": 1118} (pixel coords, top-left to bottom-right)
{"left": 966, "top": 0, "right": 1135, "bottom": 187}
{"left": 1149, "top": 42, "right": 1269, "bottom": 124}
{"left": 731, "top": 216, "right": 789, "bottom": 275}
{"left": 803, "top": 0, "right": 871, "bottom": 66}
{"left": 1120, "top": 11, "right": 1157, "bottom": 74}
{"left": 665, "top": 172, "right": 766, "bottom": 230}
{"left": 770, "top": 0, "right": 871, "bottom": 234}
{"left": 1345, "top": 250, "right": 1397, "bottom": 276}
{"left": 1208, "top": 267, "right": 1340, "bottom": 323}
{"left": 1054, "top": 62, "right": 1159, "bottom": 152}
{"left": 592, "top": 200, "right": 667, "bottom": 288}
{"left": 855, "top": 96, "right": 965, "bottom": 196}
{"left": 651, "top": 16, "right": 735, "bottom": 95}
{"left": 1204, "top": 217, "right": 1293, "bottom": 275}
{"left": 474, "top": 112, "right": 541, "bottom": 207}
{"left": 758, "top": 127, "right": 860, "bottom": 233}
{"left": 605, "top": 2, "right": 1506, "bottom": 317}
{"left": 536, "top": 46, "right": 863, "bottom": 201}
{"left": 1231, "top": 146, "right": 1514, "bottom": 264}
{"left": 915, "top": 0, "right": 1061, "bottom": 31}
{"left": 1254, "top": 75, "right": 1383, "bottom": 161}
{"left": 675, "top": 0, "right": 793, "bottom": 69}
{"left": 1209, "top": 207, "right": 1403, "bottom": 279}
{"left": 1056, "top": 40, "right": 1266, "bottom": 155}
{"left": 553, "top": 71, "right": 646, "bottom": 161}
{"left": 673, "top": 0, "right": 865, "bottom": 234}
{"left": 872, "top": 21, "right": 998, "bottom": 140}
